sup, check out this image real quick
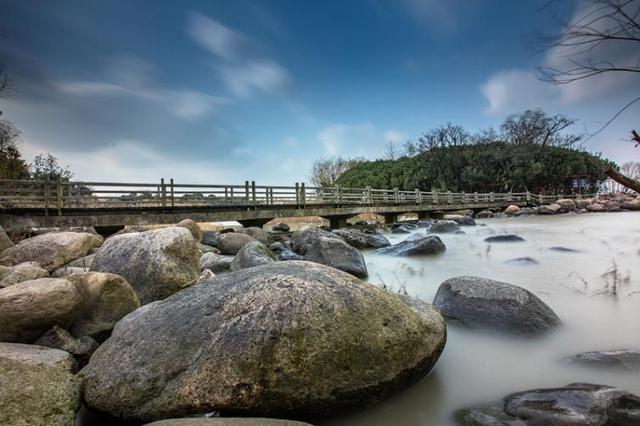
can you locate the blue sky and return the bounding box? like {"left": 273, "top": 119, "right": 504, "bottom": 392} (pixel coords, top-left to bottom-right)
{"left": 1, "top": 0, "right": 638, "bottom": 184}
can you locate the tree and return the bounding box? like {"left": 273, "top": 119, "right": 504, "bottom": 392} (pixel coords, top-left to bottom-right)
{"left": 0, "top": 119, "right": 29, "bottom": 179}
{"left": 29, "top": 153, "right": 73, "bottom": 181}
{"left": 500, "top": 109, "right": 582, "bottom": 148}
{"left": 417, "top": 123, "right": 469, "bottom": 152}
{"left": 383, "top": 141, "right": 399, "bottom": 161}
{"left": 309, "top": 157, "right": 363, "bottom": 187}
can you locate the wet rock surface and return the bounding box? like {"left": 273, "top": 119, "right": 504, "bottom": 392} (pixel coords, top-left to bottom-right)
{"left": 230, "top": 241, "right": 277, "bottom": 271}
{"left": 484, "top": 234, "right": 525, "bottom": 243}
{"left": 433, "top": 276, "right": 560, "bottom": 335}
{"left": 91, "top": 227, "right": 200, "bottom": 304}
{"left": 145, "top": 419, "right": 313, "bottom": 426}
{"left": 303, "top": 236, "right": 368, "bottom": 278}
{"left": 376, "top": 235, "right": 446, "bottom": 256}
{"left": 82, "top": 261, "right": 446, "bottom": 423}
{"left": 291, "top": 227, "right": 342, "bottom": 255}
{"left": 429, "top": 220, "right": 462, "bottom": 234}
{"left": 332, "top": 229, "right": 390, "bottom": 249}
{"left": 458, "top": 383, "right": 640, "bottom": 426}
{"left": 567, "top": 350, "right": 640, "bottom": 372}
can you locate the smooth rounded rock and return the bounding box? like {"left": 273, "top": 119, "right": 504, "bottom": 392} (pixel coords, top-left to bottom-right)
{"left": 291, "top": 228, "right": 341, "bottom": 255}
{"left": 177, "top": 219, "right": 203, "bottom": 242}
{"left": 568, "top": 350, "right": 640, "bottom": 372}
{"left": 0, "top": 261, "right": 49, "bottom": 288}
{"left": 428, "top": 220, "right": 462, "bottom": 234}
{"left": 0, "top": 232, "right": 103, "bottom": 272}
{"left": 376, "top": 236, "right": 446, "bottom": 256}
{"left": 200, "top": 252, "right": 234, "bottom": 273}
{"left": 217, "top": 232, "right": 257, "bottom": 255}
{"left": 145, "top": 419, "right": 313, "bottom": 426}
{"left": 303, "top": 237, "right": 368, "bottom": 278}
{"left": 433, "top": 276, "right": 560, "bottom": 335}
{"left": 82, "top": 261, "right": 446, "bottom": 423}
{"left": 230, "top": 241, "right": 277, "bottom": 271}
{"left": 484, "top": 234, "right": 525, "bottom": 243}
{"left": 237, "top": 227, "right": 272, "bottom": 245}
{"left": 91, "top": 227, "right": 200, "bottom": 304}
{"left": 332, "top": 229, "right": 390, "bottom": 249}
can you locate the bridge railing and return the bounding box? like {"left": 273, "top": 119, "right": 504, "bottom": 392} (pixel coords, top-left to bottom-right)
{"left": 0, "top": 178, "right": 593, "bottom": 216}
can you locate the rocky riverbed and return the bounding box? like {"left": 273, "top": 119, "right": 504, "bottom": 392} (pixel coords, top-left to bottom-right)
{"left": 0, "top": 197, "right": 639, "bottom": 425}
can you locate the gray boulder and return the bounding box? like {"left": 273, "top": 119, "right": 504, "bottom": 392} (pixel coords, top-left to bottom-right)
{"left": 0, "top": 278, "right": 84, "bottom": 343}
{"left": 332, "top": 229, "right": 390, "bottom": 249}
{"left": 476, "top": 210, "right": 494, "bottom": 219}
{"left": 484, "top": 234, "right": 525, "bottom": 243}
{"left": 433, "top": 276, "right": 560, "bottom": 335}
{"left": 586, "top": 202, "right": 606, "bottom": 212}
{"left": 217, "top": 232, "right": 256, "bottom": 255}
{"left": 0, "top": 261, "right": 49, "bottom": 287}
{"left": 52, "top": 266, "right": 89, "bottom": 277}
{"left": 568, "top": 350, "right": 640, "bottom": 372}
{"left": 443, "top": 214, "right": 476, "bottom": 226}
{"left": 145, "top": 419, "right": 313, "bottom": 426}
{"left": 0, "top": 343, "right": 80, "bottom": 426}
{"left": 291, "top": 227, "right": 342, "bottom": 255}
{"left": 0, "top": 231, "right": 103, "bottom": 272}
{"left": 177, "top": 219, "right": 203, "bottom": 242}
{"left": 391, "top": 224, "right": 416, "bottom": 234}
{"left": 272, "top": 222, "right": 290, "bottom": 232}
{"left": 201, "top": 231, "right": 219, "bottom": 247}
{"left": 303, "top": 236, "right": 368, "bottom": 278}
{"left": 200, "top": 252, "right": 234, "bottom": 273}
{"left": 0, "top": 225, "right": 14, "bottom": 254}
{"left": 376, "top": 235, "right": 446, "bottom": 256}
{"left": 428, "top": 220, "right": 462, "bottom": 234}
{"left": 237, "top": 227, "right": 272, "bottom": 245}
{"left": 504, "top": 257, "right": 539, "bottom": 265}
{"left": 458, "top": 383, "right": 640, "bottom": 425}
{"left": 538, "top": 203, "right": 562, "bottom": 215}
{"left": 230, "top": 241, "right": 277, "bottom": 271}
{"left": 81, "top": 261, "right": 446, "bottom": 423}
{"left": 34, "top": 325, "right": 98, "bottom": 361}
{"left": 65, "top": 253, "right": 96, "bottom": 268}
{"left": 91, "top": 227, "right": 200, "bottom": 304}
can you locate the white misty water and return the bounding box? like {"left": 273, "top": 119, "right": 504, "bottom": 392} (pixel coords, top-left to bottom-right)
{"left": 326, "top": 211, "right": 640, "bottom": 426}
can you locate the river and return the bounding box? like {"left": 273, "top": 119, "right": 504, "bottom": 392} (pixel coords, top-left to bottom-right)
{"left": 325, "top": 211, "right": 640, "bottom": 426}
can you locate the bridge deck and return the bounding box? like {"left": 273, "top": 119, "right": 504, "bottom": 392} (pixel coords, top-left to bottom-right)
{"left": 0, "top": 179, "right": 585, "bottom": 230}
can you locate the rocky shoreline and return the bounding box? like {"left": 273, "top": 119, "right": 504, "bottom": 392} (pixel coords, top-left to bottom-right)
{"left": 0, "top": 197, "right": 639, "bottom": 425}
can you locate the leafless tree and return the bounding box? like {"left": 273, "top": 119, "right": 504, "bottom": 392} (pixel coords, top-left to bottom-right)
{"left": 500, "top": 109, "right": 582, "bottom": 147}
{"left": 417, "top": 123, "right": 469, "bottom": 152}
{"left": 309, "top": 157, "right": 364, "bottom": 187}
{"left": 383, "top": 141, "right": 399, "bottom": 161}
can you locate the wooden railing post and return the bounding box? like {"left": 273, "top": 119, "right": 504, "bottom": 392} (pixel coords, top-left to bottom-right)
{"left": 526, "top": 192, "right": 532, "bottom": 203}
{"left": 394, "top": 187, "right": 399, "bottom": 203}
{"left": 170, "top": 178, "right": 175, "bottom": 208}
{"left": 251, "top": 181, "right": 256, "bottom": 205}
{"left": 295, "top": 183, "right": 300, "bottom": 206}
{"left": 508, "top": 191, "right": 512, "bottom": 202}
{"left": 415, "top": 188, "right": 421, "bottom": 205}
{"left": 300, "top": 183, "right": 306, "bottom": 207}
{"left": 43, "top": 176, "right": 50, "bottom": 217}
{"left": 489, "top": 192, "right": 495, "bottom": 203}
{"left": 336, "top": 185, "right": 341, "bottom": 205}
{"left": 432, "top": 191, "right": 438, "bottom": 204}
{"left": 56, "top": 175, "right": 62, "bottom": 216}
{"left": 538, "top": 193, "right": 544, "bottom": 204}
{"left": 447, "top": 191, "right": 452, "bottom": 204}
{"left": 245, "top": 181, "right": 250, "bottom": 205}
{"left": 366, "top": 186, "right": 372, "bottom": 204}
{"left": 160, "top": 178, "right": 167, "bottom": 208}
{"left": 474, "top": 192, "right": 479, "bottom": 203}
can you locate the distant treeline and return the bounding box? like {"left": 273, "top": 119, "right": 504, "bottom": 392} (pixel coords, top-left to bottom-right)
{"left": 336, "top": 142, "right": 610, "bottom": 194}
{"left": 329, "top": 110, "right": 613, "bottom": 194}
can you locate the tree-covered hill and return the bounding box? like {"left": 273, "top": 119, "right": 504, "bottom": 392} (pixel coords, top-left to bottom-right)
{"left": 336, "top": 142, "right": 611, "bottom": 194}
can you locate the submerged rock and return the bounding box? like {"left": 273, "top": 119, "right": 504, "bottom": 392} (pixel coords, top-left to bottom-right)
{"left": 376, "top": 236, "right": 446, "bottom": 257}
{"left": 391, "top": 225, "right": 415, "bottom": 234}
{"left": 230, "top": 241, "right": 277, "bottom": 271}
{"left": 91, "top": 227, "right": 200, "bottom": 305}
{"left": 550, "top": 246, "right": 580, "bottom": 253}
{"left": 458, "top": 383, "right": 640, "bottom": 426}
{"left": 332, "top": 229, "right": 390, "bottom": 249}
{"left": 484, "top": 234, "right": 525, "bottom": 243}
{"left": 433, "top": 276, "right": 560, "bottom": 335}
{"left": 82, "top": 261, "right": 446, "bottom": 423}
{"left": 304, "top": 237, "right": 368, "bottom": 278}
{"left": 504, "top": 257, "right": 539, "bottom": 266}
{"left": 0, "top": 343, "right": 80, "bottom": 426}
{"left": 428, "top": 220, "right": 462, "bottom": 234}
{"left": 568, "top": 350, "right": 640, "bottom": 372}
{"left": 0, "top": 231, "right": 103, "bottom": 272}
{"left": 217, "top": 233, "right": 257, "bottom": 255}
{"left": 443, "top": 214, "right": 476, "bottom": 226}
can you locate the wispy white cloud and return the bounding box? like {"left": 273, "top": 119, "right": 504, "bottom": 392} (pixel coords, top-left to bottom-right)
{"left": 317, "top": 122, "right": 405, "bottom": 158}
{"left": 186, "top": 11, "right": 291, "bottom": 98}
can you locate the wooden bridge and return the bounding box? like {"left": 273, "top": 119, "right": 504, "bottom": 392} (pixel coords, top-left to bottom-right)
{"left": 0, "top": 178, "right": 583, "bottom": 232}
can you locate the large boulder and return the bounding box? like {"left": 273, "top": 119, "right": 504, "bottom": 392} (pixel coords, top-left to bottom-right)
{"left": 303, "top": 237, "right": 368, "bottom": 278}
{"left": 622, "top": 197, "right": 640, "bottom": 210}
{"left": 230, "top": 241, "right": 277, "bottom": 271}
{"left": 428, "top": 220, "right": 462, "bottom": 234}
{"left": 291, "top": 227, "right": 341, "bottom": 255}
{"left": 64, "top": 272, "right": 140, "bottom": 337}
{"left": 556, "top": 198, "right": 576, "bottom": 211}
{"left": 0, "top": 343, "right": 80, "bottom": 425}
{"left": 237, "top": 227, "right": 272, "bottom": 245}
{"left": 201, "top": 231, "right": 219, "bottom": 247}
{"left": 332, "top": 229, "right": 390, "bottom": 249}
{"left": 177, "top": 219, "right": 203, "bottom": 242}
{"left": 91, "top": 227, "right": 200, "bottom": 305}
{"left": 442, "top": 214, "right": 476, "bottom": 226}
{"left": 587, "top": 202, "right": 606, "bottom": 212}
{"left": 538, "top": 203, "right": 562, "bottom": 215}
{"left": 0, "top": 225, "right": 14, "bottom": 254}
{"left": 34, "top": 325, "right": 98, "bottom": 362}
{"left": 200, "top": 252, "right": 234, "bottom": 273}
{"left": 433, "top": 276, "right": 560, "bottom": 335}
{"left": 568, "top": 350, "right": 640, "bottom": 372}
{"left": 0, "top": 261, "right": 49, "bottom": 288}
{"left": 458, "top": 383, "right": 640, "bottom": 425}
{"left": 0, "top": 231, "right": 103, "bottom": 272}
{"left": 82, "top": 261, "right": 446, "bottom": 423}
{"left": 272, "top": 222, "right": 290, "bottom": 232}
{"left": 376, "top": 235, "right": 446, "bottom": 256}
{"left": 217, "top": 232, "right": 257, "bottom": 255}
{"left": 0, "top": 278, "right": 84, "bottom": 343}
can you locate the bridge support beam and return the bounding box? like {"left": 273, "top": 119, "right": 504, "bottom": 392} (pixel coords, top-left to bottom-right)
{"left": 325, "top": 215, "right": 350, "bottom": 230}
{"left": 383, "top": 213, "right": 398, "bottom": 224}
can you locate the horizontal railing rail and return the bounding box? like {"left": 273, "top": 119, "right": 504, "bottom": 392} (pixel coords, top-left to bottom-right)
{"left": 0, "top": 178, "right": 595, "bottom": 217}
